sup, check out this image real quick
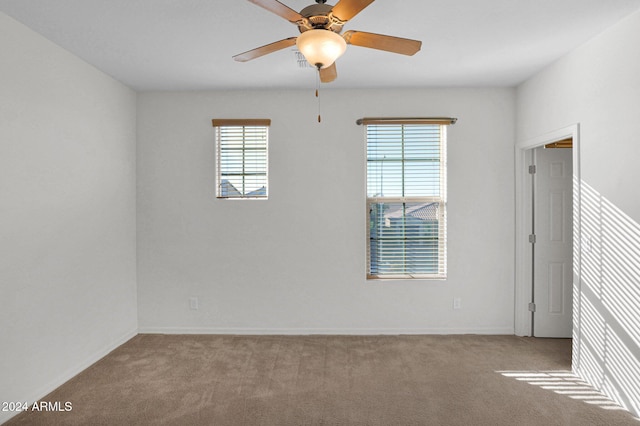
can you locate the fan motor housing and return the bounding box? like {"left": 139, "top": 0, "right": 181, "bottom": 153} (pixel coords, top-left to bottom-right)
{"left": 298, "top": 4, "right": 344, "bottom": 33}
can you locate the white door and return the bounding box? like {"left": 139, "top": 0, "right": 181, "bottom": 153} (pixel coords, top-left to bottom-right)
{"left": 533, "top": 146, "right": 573, "bottom": 338}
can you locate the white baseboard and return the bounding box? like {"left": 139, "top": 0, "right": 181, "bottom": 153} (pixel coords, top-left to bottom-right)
{"left": 138, "top": 326, "right": 515, "bottom": 335}
{"left": 0, "top": 328, "right": 137, "bottom": 425}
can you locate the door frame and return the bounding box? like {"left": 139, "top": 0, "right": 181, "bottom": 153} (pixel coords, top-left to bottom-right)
{"left": 514, "top": 124, "right": 581, "bottom": 336}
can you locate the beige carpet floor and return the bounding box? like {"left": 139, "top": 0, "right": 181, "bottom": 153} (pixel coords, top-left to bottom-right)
{"left": 6, "top": 334, "right": 639, "bottom": 425}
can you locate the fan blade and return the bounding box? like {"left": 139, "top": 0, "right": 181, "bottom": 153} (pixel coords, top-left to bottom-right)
{"left": 233, "top": 37, "right": 297, "bottom": 62}
{"left": 331, "top": 0, "right": 375, "bottom": 22}
{"left": 343, "top": 30, "right": 421, "bottom": 56}
{"left": 320, "top": 62, "right": 337, "bottom": 83}
{"left": 248, "top": 0, "right": 305, "bottom": 24}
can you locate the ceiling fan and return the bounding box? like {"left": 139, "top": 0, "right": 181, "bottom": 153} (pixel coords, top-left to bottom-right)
{"left": 233, "top": 0, "right": 422, "bottom": 83}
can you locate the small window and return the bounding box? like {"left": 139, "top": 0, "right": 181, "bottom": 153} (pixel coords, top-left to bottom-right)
{"left": 213, "top": 119, "right": 269, "bottom": 199}
{"left": 365, "top": 120, "right": 449, "bottom": 279}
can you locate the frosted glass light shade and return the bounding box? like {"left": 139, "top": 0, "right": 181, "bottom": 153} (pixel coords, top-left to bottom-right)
{"left": 296, "top": 29, "right": 347, "bottom": 69}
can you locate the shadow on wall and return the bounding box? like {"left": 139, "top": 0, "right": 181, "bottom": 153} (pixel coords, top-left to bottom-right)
{"left": 576, "top": 180, "right": 640, "bottom": 417}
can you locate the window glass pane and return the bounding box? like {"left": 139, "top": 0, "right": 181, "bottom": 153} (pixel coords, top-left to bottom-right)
{"left": 367, "top": 160, "right": 403, "bottom": 197}
{"left": 366, "top": 123, "right": 446, "bottom": 279}
{"left": 369, "top": 202, "right": 441, "bottom": 275}
{"left": 216, "top": 124, "right": 268, "bottom": 199}
{"left": 403, "top": 161, "right": 440, "bottom": 197}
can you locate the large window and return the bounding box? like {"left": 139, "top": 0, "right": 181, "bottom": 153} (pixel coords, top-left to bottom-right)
{"left": 213, "top": 119, "right": 269, "bottom": 199}
{"left": 365, "top": 119, "right": 450, "bottom": 279}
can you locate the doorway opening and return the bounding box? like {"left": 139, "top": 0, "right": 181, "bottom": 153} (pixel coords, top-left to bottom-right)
{"left": 529, "top": 142, "right": 573, "bottom": 337}
{"left": 514, "top": 125, "right": 581, "bottom": 338}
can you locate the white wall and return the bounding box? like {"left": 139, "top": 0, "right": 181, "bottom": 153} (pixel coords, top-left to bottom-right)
{"left": 0, "top": 13, "right": 137, "bottom": 423}
{"left": 517, "top": 10, "right": 640, "bottom": 417}
{"left": 137, "top": 87, "right": 516, "bottom": 334}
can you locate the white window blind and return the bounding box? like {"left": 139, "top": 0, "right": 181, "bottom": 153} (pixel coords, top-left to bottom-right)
{"left": 366, "top": 122, "right": 448, "bottom": 279}
{"left": 213, "top": 119, "right": 269, "bottom": 199}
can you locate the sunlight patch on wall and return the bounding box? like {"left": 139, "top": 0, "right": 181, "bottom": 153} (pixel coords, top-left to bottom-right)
{"left": 580, "top": 181, "right": 603, "bottom": 296}
{"left": 579, "top": 295, "right": 606, "bottom": 389}
{"left": 601, "top": 195, "right": 640, "bottom": 347}
{"left": 575, "top": 181, "right": 640, "bottom": 418}
{"left": 605, "top": 325, "right": 640, "bottom": 415}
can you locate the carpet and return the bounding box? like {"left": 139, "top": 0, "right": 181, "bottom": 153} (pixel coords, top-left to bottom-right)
{"left": 6, "top": 334, "right": 639, "bottom": 425}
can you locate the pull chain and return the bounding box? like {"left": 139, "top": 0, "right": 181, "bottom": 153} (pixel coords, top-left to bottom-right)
{"left": 315, "top": 65, "right": 321, "bottom": 123}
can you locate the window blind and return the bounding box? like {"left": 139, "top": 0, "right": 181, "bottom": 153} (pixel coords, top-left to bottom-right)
{"left": 366, "top": 123, "right": 447, "bottom": 279}
{"left": 213, "top": 119, "right": 269, "bottom": 199}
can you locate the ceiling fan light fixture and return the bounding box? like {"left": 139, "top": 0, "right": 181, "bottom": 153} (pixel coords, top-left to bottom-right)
{"left": 296, "top": 29, "right": 347, "bottom": 69}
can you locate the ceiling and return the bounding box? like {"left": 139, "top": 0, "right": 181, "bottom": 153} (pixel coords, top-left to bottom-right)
{"left": 2, "top": 0, "right": 640, "bottom": 91}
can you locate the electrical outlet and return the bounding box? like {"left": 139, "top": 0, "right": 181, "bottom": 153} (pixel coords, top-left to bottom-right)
{"left": 189, "top": 297, "right": 199, "bottom": 310}
{"left": 453, "top": 298, "right": 462, "bottom": 310}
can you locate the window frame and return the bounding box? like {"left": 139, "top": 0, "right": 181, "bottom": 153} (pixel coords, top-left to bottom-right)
{"left": 364, "top": 121, "right": 449, "bottom": 280}
{"left": 212, "top": 119, "right": 270, "bottom": 200}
